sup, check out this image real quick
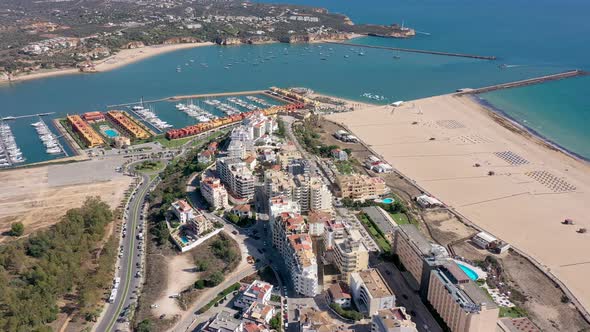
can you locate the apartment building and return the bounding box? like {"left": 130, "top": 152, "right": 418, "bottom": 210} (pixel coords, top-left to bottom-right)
{"left": 277, "top": 143, "right": 302, "bottom": 169}
{"left": 427, "top": 262, "right": 499, "bottom": 332}
{"left": 324, "top": 218, "right": 347, "bottom": 250}
{"left": 269, "top": 195, "right": 301, "bottom": 224}
{"left": 264, "top": 168, "right": 295, "bottom": 201}
{"left": 203, "top": 309, "right": 241, "bottom": 332}
{"left": 293, "top": 175, "right": 332, "bottom": 214}
{"left": 171, "top": 199, "right": 194, "bottom": 223}
{"left": 371, "top": 307, "right": 417, "bottom": 332}
{"left": 200, "top": 176, "right": 229, "bottom": 210}
{"left": 285, "top": 234, "right": 319, "bottom": 296}
{"left": 351, "top": 269, "right": 396, "bottom": 315}
{"left": 216, "top": 157, "right": 255, "bottom": 201}
{"left": 308, "top": 210, "right": 331, "bottom": 236}
{"left": 271, "top": 212, "right": 306, "bottom": 256}
{"left": 333, "top": 229, "right": 369, "bottom": 283}
{"left": 234, "top": 280, "right": 274, "bottom": 309}
{"left": 242, "top": 302, "right": 275, "bottom": 325}
{"left": 336, "top": 174, "right": 388, "bottom": 201}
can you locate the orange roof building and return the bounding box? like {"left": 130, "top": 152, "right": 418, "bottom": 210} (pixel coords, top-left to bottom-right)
{"left": 66, "top": 114, "right": 104, "bottom": 148}
{"left": 106, "top": 110, "right": 150, "bottom": 140}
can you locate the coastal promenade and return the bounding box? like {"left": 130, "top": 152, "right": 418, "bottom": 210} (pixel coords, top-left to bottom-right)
{"left": 325, "top": 41, "right": 497, "bottom": 60}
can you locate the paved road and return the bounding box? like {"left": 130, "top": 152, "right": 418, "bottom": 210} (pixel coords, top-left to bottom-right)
{"left": 94, "top": 168, "right": 157, "bottom": 332}
{"left": 374, "top": 262, "right": 442, "bottom": 332}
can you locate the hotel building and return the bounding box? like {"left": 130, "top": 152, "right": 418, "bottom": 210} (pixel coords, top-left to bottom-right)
{"left": 427, "top": 262, "right": 499, "bottom": 332}
{"left": 350, "top": 269, "right": 396, "bottom": 315}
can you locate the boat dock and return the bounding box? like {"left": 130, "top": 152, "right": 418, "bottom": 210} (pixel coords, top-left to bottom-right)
{"left": 106, "top": 90, "right": 267, "bottom": 108}
{"left": 325, "top": 41, "right": 497, "bottom": 60}
{"left": 37, "top": 117, "right": 69, "bottom": 157}
{"left": 1, "top": 112, "right": 56, "bottom": 121}
{"left": 456, "top": 70, "right": 588, "bottom": 95}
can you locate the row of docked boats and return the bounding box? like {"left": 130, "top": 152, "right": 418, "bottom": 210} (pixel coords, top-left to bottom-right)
{"left": 175, "top": 101, "right": 218, "bottom": 123}
{"left": 245, "top": 96, "right": 272, "bottom": 107}
{"left": 0, "top": 122, "right": 25, "bottom": 167}
{"left": 131, "top": 105, "right": 173, "bottom": 130}
{"left": 227, "top": 97, "right": 260, "bottom": 111}
{"left": 203, "top": 99, "right": 242, "bottom": 116}
{"left": 32, "top": 121, "right": 64, "bottom": 155}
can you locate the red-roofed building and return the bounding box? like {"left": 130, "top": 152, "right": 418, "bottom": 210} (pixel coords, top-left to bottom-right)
{"left": 242, "top": 302, "right": 275, "bottom": 325}
{"left": 271, "top": 212, "right": 305, "bottom": 256}
{"left": 234, "top": 280, "right": 274, "bottom": 309}
{"left": 231, "top": 204, "right": 252, "bottom": 219}
{"left": 198, "top": 150, "right": 214, "bottom": 164}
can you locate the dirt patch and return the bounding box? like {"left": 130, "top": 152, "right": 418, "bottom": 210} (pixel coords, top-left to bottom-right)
{"left": 500, "top": 251, "right": 589, "bottom": 331}
{"left": 135, "top": 232, "right": 241, "bottom": 330}
{"left": 152, "top": 254, "right": 200, "bottom": 317}
{"left": 423, "top": 209, "right": 477, "bottom": 247}
{"left": 0, "top": 165, "right": 132, "bottom": 242}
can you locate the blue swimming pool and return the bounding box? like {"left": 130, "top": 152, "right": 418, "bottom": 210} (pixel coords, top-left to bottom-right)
{"left": 381, "top": 198, "right": 394, "bottom": 204}
{"left": 458, "top": 263, "right": 479, "bottom": 281}
{"left": 180, "top": 236, "right": 189, "bottom": 245}
{"left": 104, "top": 129, "right": 119, "bottom": 138}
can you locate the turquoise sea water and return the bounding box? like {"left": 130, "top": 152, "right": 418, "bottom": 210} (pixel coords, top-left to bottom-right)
{"left": 1, "top": 0, "right": 589, "bottom": 163}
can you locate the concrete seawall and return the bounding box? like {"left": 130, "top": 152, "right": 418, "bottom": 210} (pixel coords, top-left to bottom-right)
{"left": 325, "top": 41, "right": 497, "bottom": 60}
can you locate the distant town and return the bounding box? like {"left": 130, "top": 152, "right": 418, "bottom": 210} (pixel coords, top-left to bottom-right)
{"left": 0, "top": 0, "right": 414, "bottom": 78}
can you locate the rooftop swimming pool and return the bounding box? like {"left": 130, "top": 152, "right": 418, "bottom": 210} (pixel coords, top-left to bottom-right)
{"left": 458, "top": 263, "right": 479, "bottom": 281}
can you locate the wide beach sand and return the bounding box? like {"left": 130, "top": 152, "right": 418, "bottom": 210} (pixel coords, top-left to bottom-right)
{"left": 327, "top": 94, "right": 590, "bottom": 311}
{"left": 1, "top": 42, "right": 214, "bottom": 83}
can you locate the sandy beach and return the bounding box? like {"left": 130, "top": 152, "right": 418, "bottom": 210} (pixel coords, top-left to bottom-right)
{"left": 327, "top": 94, "right": 590, "bottom": 311}
{"left": 0, "top": 42, "right": 215, "bottom": 84}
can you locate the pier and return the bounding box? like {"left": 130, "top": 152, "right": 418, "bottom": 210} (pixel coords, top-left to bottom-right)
{"left": 106, "top": 90, "right": 268, "bottom": 108}
{"left": 38, "top": 117, "right": 69, "bottom": 157}
{"left": 325, "top": 41, "right": 497, "bottom": 60}
{"left": 1, "top": 112, "right": 56, "bottom": 121}
{"left": 456, "top": 70, "right": 588, "bottom": 95}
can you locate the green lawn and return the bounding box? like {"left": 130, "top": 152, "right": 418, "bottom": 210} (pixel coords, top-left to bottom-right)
{"left": 359, "top": 213, "right": 392, "bottom": 252}
{"left": 152, "top": 135, "right": 193, "bottom": 148}
{"left": 135, "top": 160, "right": 165, "bottom": 173}
{"left": 500, "top": 306, "right": 527, "bottom": 318}
{"left": 390, "top": 212, "right": 411, "bottom": 225}
{"left": 335, "top": 160, "right": 354, "bottom": 175}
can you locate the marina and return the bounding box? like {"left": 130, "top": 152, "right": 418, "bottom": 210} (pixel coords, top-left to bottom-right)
{"left": 31, "top": 119, "right": 68, "bottom": 156}
{"left": 0, "top": 121, "right": 26, "bottom": 167}
{"left": 128, "top": 104, "right": 173, "bottom": 132}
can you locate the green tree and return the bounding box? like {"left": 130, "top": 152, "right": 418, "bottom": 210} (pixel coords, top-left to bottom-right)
{"left": 136, "top": 319, "right": 153, "bottom": 332}
{"left": 227, "top": 213, "right": 240, "bottom": 224}
{"left": 208, "top": 271, "right": 224, "bottom": 287}
{"left": 194, "top": 279, "right": 206, "bottom": 289}
{"left": 9, "top": 222, "right": 24, "bottom": 236}
{"left": 269, "top": 313, "right": 282, "bottom": 330}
